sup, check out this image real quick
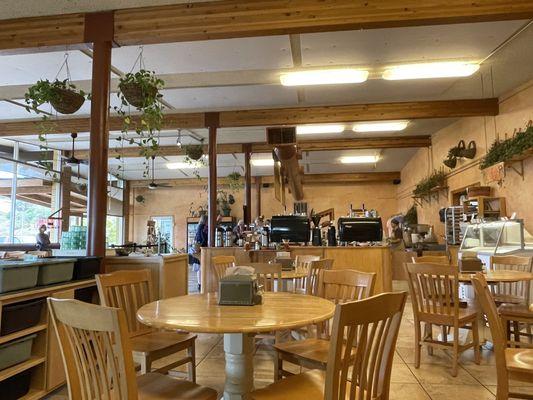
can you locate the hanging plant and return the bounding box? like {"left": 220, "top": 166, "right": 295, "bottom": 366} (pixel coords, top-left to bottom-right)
{"left": 185, "top": 144, "right": 205, "bottom": 161}
{"left": 114, "top": 50, "right": 166, "bottom": 178}
{"left": 25, "top": 79, "right": 88, "bottom": 115}
{"left": 404, "top": 205, "right": 418, "bottom": 226}
{"left": 480, "top": 122, "right": 533, "bottom": 169}
{"left": 227, "top": 172, "right": 243, "bottom": 192}
{"left": 413, "top": 170, "right": 446, "bottom": 197}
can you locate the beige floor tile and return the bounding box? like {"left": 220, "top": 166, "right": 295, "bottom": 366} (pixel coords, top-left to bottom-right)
{"left": 391, "top": 363, "right": 419, "bottom": 383}
{"left": 389, "top": 383, "right": 431, "bottom": 400}
{"left": 463, "top": 364, "right": 533, "bottom": 387}
{"left": 396, "top": 346, "right": 453, "bottom": 365}
{"left": 486, "top": 385, "right": 533, "bottom": 396}
{"left": 422, "top": 384, "right": 495, "bottom": 400}
{"left": 407, "top": 363, "right": 479, "bottom": 385}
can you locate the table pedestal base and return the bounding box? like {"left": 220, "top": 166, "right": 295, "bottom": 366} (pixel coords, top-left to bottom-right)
{"left": 223, "top": 333, "right": 255, "bottom": 400}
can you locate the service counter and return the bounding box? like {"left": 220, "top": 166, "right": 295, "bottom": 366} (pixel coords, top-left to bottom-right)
{"left": 105, "top": 253, "right": 188, "bottom": 299}
{"left": 201, "top": 246, "right": 392, "bottom": 294}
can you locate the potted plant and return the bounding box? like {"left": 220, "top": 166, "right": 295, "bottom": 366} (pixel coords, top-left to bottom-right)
{"left": 24, "top": 79, "right": 89, "bottom": 115}
{"left": 480, "top": 122, "right": 533, "bottom": 169}
{"left": 227, "top": 172, "right": 243, "bottom": 191}
{"left": 413, "top": 170, "right": 446, "bottom": 197}
{"left": 185, "top": 143, "right": 205, "bottom": 161}
{"left": 114, "top": 70, "right": 165, "bottom": 177}
{"left": 217, "top": 190, "right": 235, "bottom": 217}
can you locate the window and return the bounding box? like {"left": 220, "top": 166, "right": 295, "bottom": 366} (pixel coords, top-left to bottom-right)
{"left": 151, "top": 216, "right": 174, "bottom": 251}
{"left": 106, "top": 216, "right": 123, "bottom": 247}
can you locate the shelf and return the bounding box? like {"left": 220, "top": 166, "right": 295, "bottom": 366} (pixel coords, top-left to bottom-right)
{"left": 412, "top": 186, "right": 449, "bottom": 207}
{"left": 482, "top": 148, "right": 533, "bottom": 183}
{"left": 0, "top": 324, "right": 47, "bottom": 346}
{"left": 0, "top": 356, "right": 45, "bottom": 382}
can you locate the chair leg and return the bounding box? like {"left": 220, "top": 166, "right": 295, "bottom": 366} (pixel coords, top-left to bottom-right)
{"left": 414, "top": 321, "right": 421, "bottom": 368}
{"left": 274, "top": 353, "right": 283, "bottom": 381}
{"left": 139, "top": 355, "right": 151, "bottom": 375}
{"left": 187, "top": 342, "right": 196, "bottom": 383}
{"left": 425, "top": 323, "right": 434, "bottom": 356}
{"left": 451, "top": 326, "right": 459, "bottom": 377}
{"left": 506, "top": 320, "right": 512, "bottom": 346}
{"left": 513, "top": 321, "right": 520, "bottom": 347}
{"left": 472, "top": 318, "right": 481, "bottom": 365}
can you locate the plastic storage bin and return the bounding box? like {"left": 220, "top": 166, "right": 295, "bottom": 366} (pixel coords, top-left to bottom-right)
{"left": 36, "top": 258, "right": 75, "bottom": 286}
{"left": 0, "top": 262, "right": 39, "bottom": 294}
{"left": 0, "top": 369, "right": 32, "bottom": 400}
{"left": 0, "top": 298, "right": 45, "bottom": 336}
{"left": 0, "top": 334, "right": 36, "bottom": 370}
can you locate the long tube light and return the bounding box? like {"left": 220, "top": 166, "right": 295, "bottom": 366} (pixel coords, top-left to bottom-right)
{"left": 353, "top": 120, "right": 409, "bottom": 133}
{"left": 280, "top": 68, "right": 369, "bottom": 86}
{"left": 382, "top": 62, "right": 479, "bottom": 80}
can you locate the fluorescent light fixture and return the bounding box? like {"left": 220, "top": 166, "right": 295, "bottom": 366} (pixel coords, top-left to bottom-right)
{"left": 166, "top": 162, "right": 204, "bottom": 170}
{"left": 382, "top": 62, "right": 479, "bottom": 80}
{"left": 251, "top": 158, "right": 275, "bottom": 167}
{"left": 280, "top": 68, "right": 369, "bottom": 86}
{"left": 0, "top": 171, "right": 14, "bottom": 179}
{"left": 353, "top": 120, "right": 409, "bottom": 133}
{"left": 296, "top": 124, "right": 345, "bottom": 135}
{"left": 340, "top": 155, "right": 380, "bottom": 164}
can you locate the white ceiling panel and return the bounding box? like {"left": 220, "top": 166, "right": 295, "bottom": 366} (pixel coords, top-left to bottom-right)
{"left": 112, "top": 36, "right": 293, "bottom": 75}
{"left": 300, "top": 21, "right": 528, "bottom": 67}
{"left": 161, "top": 85, "right": 298, "bottom": 110}
{"left": 0, "top": 100, "right": 35, "bottom": 119}
{"left": 0, "top": 50, "right": 94, "bottom": 85}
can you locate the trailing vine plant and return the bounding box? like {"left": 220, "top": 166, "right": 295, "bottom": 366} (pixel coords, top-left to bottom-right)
{"left": 480, "top": 121, "right": 533, "bottom": 169}
{"left": 412, "top": 169, "right": 447, "bottom": 197}
{"left": 113, "top": 47, "right": 165, "bottom": 178}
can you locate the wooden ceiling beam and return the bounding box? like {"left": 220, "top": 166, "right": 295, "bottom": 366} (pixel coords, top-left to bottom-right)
{"left": 74, "top": 135, "right": 431, "bottom": 160}
{"left": 0, "top": 186, "right": 52, "bottom": 195}
{"left": 0, "top": 98, "right": 497, "bottom": 137}
{"left": 2, "top": 1, "right": 532, "bottom": 51}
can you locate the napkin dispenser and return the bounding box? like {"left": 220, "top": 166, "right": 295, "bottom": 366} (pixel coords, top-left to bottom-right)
{"left": 218, "top": 275, "right": 263, "bottom": 306}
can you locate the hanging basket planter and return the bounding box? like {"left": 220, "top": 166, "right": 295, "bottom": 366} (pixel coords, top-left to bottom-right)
{"left": 49, "top": 87, "right": 85, "bottom": 114}
{"left": 118, "top": 81, "right": 158, "bottom": 108}
{"left": 185, "top": 144, "right": 205, "bottom": 161}
{"left": 24, "top": 79, "right": 89, "bottom": 115}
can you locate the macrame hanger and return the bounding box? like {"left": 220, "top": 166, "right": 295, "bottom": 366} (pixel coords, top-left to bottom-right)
{"left": 129, "top": 46, "right": 145, "bottom": 73}
{"left": 54, "top": 52, "right": 71, "bottom": 82}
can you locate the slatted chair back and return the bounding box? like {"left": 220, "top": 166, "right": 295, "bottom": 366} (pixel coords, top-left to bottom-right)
{"left": 250, "top": 263, "right": 282, "bottom": 292}
{"left": 96, "top": 269, "right": 154, "bottom": 338}
{"left": 324, "top": 292, "right": 407, "bottom": 400}
{"left": 412, "top": 255, "right": 450, "bottom": 264}
{"left": 489, "top": 255, "right": 533, "bottom": 304}
{"left": 48, "top": 298, "right": 138, "bottom": 400}
{"left": 211, "top": 255, "right": 236, "bottom": 288}
{"left": 405, "top": 262, "right": 460, "bottom": 324}
{"left": 293, "top": 255, "right": 321, "bottom": 293}
{"left": 305, "top": 259, "right": 334, "bottom": 296}
{"left": 470, "top": 273, "right": 509, "bottom": 388}
{"left": 317, "top": 269, "right": 376, "bottom": 338}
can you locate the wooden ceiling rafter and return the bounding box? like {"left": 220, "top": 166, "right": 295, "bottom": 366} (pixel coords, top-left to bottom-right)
{"left": 0, "top": 98, "right": 498, "bottom": 137}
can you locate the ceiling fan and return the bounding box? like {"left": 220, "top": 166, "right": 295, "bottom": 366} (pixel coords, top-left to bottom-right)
{"left": 63, "top": 132, "right": 87, "bottom": 167}
{"left": 147, "top": 155, "right": 171, "bottom": 190}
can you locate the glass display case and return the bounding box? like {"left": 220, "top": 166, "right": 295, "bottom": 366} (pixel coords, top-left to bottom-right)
{"left": 459, "top": 220, "right": 533, "bottom": 264}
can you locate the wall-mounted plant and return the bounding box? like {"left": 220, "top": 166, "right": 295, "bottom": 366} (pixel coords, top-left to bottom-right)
{"left": 227, "top": 171, "right": 243, "bottom": 192}
{"left": 413, "top": 169, "right": 447, "bottom": 197}
{"left": 480, "top": 122, "right": 533, "bottom": 169}
{"left": 113, "top": 50, "right": 165, "bottom": 178}
{"left": 443, "top": 140, "right": 476, "bottom": 169}
{"left": 404, "top": 205, "right": 418, "bottom": 226}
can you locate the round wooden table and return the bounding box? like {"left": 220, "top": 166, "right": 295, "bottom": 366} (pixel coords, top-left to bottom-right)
{"left": 137, "top": 292, "right": 335, "bottom": 400}
{"left": 458, "top": 270, "right": 533, "bottom": 283}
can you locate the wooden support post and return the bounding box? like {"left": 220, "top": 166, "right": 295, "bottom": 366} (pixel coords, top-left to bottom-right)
{"left": 244, "top": 143, "right": 252, "bottom": 225}
{"left": 206, "top": 112, "right": 219, "bottom": 247}
{"left": 123, "top": 181, "right": 130, "bottom": 243}
{"left": 60, "top": 166, "right": 72, "bottom": 233}
{"left": 85, "top": 12, "right": 113, "bottom": 259}
{"left": 255, "top": 176, "right": 262, "bottom": 218}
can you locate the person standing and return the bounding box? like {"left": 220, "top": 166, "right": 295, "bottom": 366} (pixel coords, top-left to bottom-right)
{"left": 36, "top": 224, "right": 51, "bottom": 251}
{"left": 189, "top": 214, "right": 208, "bottom": 292}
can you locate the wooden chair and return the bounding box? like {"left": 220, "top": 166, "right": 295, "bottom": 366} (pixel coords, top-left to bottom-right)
{"left": 405, "top": 262, "right": 481, "bottom": 376}
{"left": 251, "top": 292, "right": 407, "bottom": 400}
{"left": 211, "top": 255, "right": 236, "bottom": 289}
{"left": 295, "top": 259, "right": 334, "bottom": 295}
{"left": 96, "top": 269, "right": 197, "bottom": 379}
{"left": 489, "top": 255, "right": 533, "bottom": 305}
{"left": 47, "top": 298, "right": 217, "bottom": 400}
{"left": 293, "top": 255, "right": 321, "bottom": 293}
{"left": 249, "top": 262, "right": 282, "bottom": 292}
{"left": 471, "top": 273, "right": 533, "bottom": 400}
{"left": 412, "top": 255, "right": 450, "bottom": 264}
{"left": 273, "top": 269, "right": 375, "bottom": 380}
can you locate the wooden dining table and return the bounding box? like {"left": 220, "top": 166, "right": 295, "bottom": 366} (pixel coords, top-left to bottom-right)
{"left": 458, "top": 270, "right": 533, "bottom": 283}
{"left": 137, "top": 292, "right": 335, "bottom": 400}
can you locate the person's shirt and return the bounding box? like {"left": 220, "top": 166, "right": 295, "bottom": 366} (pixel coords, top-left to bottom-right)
{"left": 195, "top": 223, "right": 208, "bottom": 247}
{"left": 36, "top": 232, "right": 51, "bottom": 250}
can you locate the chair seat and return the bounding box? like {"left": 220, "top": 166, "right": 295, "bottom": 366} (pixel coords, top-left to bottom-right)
{"left": 274, "top": 338, "right": 331, "bottom": 366}
{"left": 137, "top": 372, "right": 217, "bottom": 400}
{"left": 494, "top": 294, "right": 525, "bottom": 305}
{"left": 499, "top": 304, "right": 533, "bottom": 319}
{"left": 419, "top": 305, "right": 478, "bottom": 325}
{"left": 251, "top": 370, "right": 326, "bottom": 400}
{"left": 505, "top": 348, "right": 533, "bottom": 375}
{"left": 131, "top": 331, "right": 197, "bottom": 355}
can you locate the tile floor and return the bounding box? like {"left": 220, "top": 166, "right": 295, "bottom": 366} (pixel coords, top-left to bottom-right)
{"left": 45, "top": 281, "right": 533, "bottom": 399}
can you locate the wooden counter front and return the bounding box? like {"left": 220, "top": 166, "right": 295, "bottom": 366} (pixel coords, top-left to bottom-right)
{"left": 105, "top": 253, "right": 188, "bottom": 299}
{"left": 201, "top": 246, "right": 392, "bottom": 294}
